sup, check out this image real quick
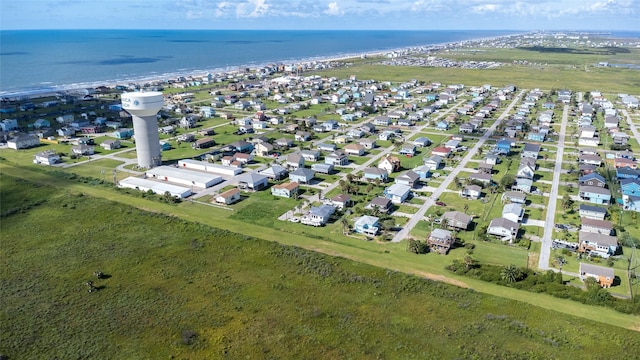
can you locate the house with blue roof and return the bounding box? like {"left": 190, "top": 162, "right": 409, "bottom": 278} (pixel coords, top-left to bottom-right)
{"left": 623, "top": 194, "right": 640, "bottom": 212}
{"left": 579, "top": 173, "right": 606, "bottom": 188}
{"left": 436, "top": 120, "right": 449, "bottom": 130}
{"left": 113, "top": 128, "right": 134, "bottom": 139}
{"left": 527, "top": 132, "right": 545, "bottom": 142}
{"left": 495, "top": 139, "right": 511, "bottom": 155}
{"left": 621, "top": 178, "right": 640, "bottom": 196}
{"left": 616, "top": 167, "right": 640, "bottom": 180}
{"left": 354, "top": 216, "right": 380, "bottom": 237}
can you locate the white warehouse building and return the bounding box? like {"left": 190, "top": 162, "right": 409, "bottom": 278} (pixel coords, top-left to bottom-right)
{"left": 177, "top": 159, "right": 243, "bottom": 176}
{"left": 118, "top": 177, "right": 192, "bottom": 198}
{"left": 145, "top": 166, "right": 223, "bottom": 188}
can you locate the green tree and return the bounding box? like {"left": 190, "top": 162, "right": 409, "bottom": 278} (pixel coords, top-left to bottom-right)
{"left": 463, "top": 255, "right": 477, "bottom": 272}
{"left": 501, "top": 264, "right": 523, "bottom": 283}
{"left": 499, "top": 174, "right": 516, "bottom": 191}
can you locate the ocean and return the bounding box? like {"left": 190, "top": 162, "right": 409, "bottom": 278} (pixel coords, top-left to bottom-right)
{"left": 0, "top": 29, "right": 518, "bottom": 96}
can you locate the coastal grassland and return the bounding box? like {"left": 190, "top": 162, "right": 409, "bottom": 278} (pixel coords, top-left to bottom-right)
{"left": 312, "top": 64, "right": 640, "bottom": 94}
{"left": 439, "top": 46, "right": 640, "bottom": 66}
{"left": 2, "top": 162, "right": 640, "bottom": 333}
{"left": 3, "top": 176, "right": 640, "bottom": 359}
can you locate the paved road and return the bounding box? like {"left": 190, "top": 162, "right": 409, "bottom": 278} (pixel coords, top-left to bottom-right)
{"left": 391, "top": 90, "right": 526, "bottom": 242}
{"left": 538, "top": 104, "right": 570, "bottom": 270}
{"left": 621, "top": 109, "right": 640, "bottom": 147}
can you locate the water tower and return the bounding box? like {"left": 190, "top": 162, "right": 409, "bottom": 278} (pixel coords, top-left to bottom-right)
{"left": 121, "top": 91, "right": 164, "bottom": 168}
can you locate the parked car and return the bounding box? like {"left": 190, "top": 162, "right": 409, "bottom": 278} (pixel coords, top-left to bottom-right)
{"left": 435, "top": 201, "right": 446, "bottom": 206}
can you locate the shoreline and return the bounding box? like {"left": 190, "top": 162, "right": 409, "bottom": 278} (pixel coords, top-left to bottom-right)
{"left": 0, "top": 31, "right": 527, "bottom": 100}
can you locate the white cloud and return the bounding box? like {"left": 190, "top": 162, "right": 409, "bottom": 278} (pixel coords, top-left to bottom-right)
{"left": 236, "top": 0, "right": 270, "bottom": 18}
{"left": 472, "top": 4, "right": 500, "bottom": 13}
{"left": 325, "top": 2, "right": 342, "bottom": 15}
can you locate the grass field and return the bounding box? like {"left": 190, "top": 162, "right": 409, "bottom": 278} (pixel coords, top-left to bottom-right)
{"left": 312, "top": 64, "right": 640, "bottom": 94}
{"left": 2, "top": 174, "right": 640, "bottom": 359}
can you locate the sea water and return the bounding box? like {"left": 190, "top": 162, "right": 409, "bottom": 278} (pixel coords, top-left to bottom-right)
{"left": 1, "top": 29, "right": 520, "bottom": 96}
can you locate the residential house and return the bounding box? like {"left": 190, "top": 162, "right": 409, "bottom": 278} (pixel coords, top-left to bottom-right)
{"left": 413, "top": 165, "right": 431, "bottom": 179}
{"left": 260, "top": 164, "right": 288, "bottom": 180}
{"left": 478, "top": 162, "right": 493, "bottom": 175}
{"left": 621, "top": 178, "right": 640, "bottom": 196}
{"left": 578, "top": 231, "right": 618, "bottom": 258}
{"left": 616, "top": 167, "right": 640, "bottom": 180}
{"left": 255, "top": 141, "right": 275, "bottom": 157}
{"left": 431, "top": 146, "right": 452, "bottom": 158}
{"left": 229, "top": 140, "right": 253, "bottom": 153}
{"left": 295, "top": 131, "right": 311, "bottom": 142}
{"left": 427, "top": 229, "right": 455, "bottom": 255}
{"left": 378, "top": 155, "right": 401, "bottom": 173}
{"left": 460, "top": 185, "right": 482, "bottom": 200}
{"left": 71, "top": 144, "right": 94, "bottom": 156}
{"left": 527, "top": 132, "right": 545, "bottom": 142}
{"left": 275, "top": 138, "right": 293, "bottom": 149}
{"left": 366, "top": 197, "right": 393, "bottom": 214}
{"left": 614, "top": 157, "right": 638, "bottom": 169}
{"left": 622, "top": 194, "right": 640, "bottom": 212}
{"left": 513, "top": 178, "right": 533, "bottom": 193}
{"left": 363, "top": 167, "right": 389, "bottom": 182}
{"left": 301, "top": 204, "right": 336, "bottom": 226}
{"left": 384, "top": 183, "right": 412, "bottom": 204}
{"left": 399, "top": 144, "right": 416, "bottom": 157}
{"left": 317, "top": 143, "right": 337, "bottom": 152}
{"left": 301, "top": 149, "right": 320, "bottom": 162}
{"left": 325, "top": 151, "right": 349, "bottom": 166}
{"left": 344, "top": 143, "right": 366, "bottom": 156}
{"left": 354, "top": 216, "right": 380, "bottom": 237}
{"left": 579, "top": 173, "right": 606, "bottom": 188}
{"left": 423, "top": 155, "right": 443, "bottom": 171}
{"left": 436, "top": 120, "right": 449, "bottom": 130}
{"left": 441, "top": 211, "right": 472, "bottom": 231}
{"left": 215, "top": 188, "right": 241, "bottom": 205}
{"left": 7, "top": 134, "right": 40, "bottom": 150}
{"left": 237, "top": 172, "right": 268, "bottom": 191}
{"left": 579, "top": 263, "right": 614, "bottom": 288}
{"left": 579, "top": 154, "right": 602, "bottom": 167}
{"left": 502, "top": 191, "right": 526, "bottom": 204}
{"left": 580, "top": 218, "right": 613, "bottom": 235}
{"left": 395, "top": 170, "right": 420, "bottom": 188}
{"left": 289, "top": 168, "right": 315, "bottom": 184}
{"left": 579, "top": 204, "right": 607, "bottom": 220}
{"left": 373, "top": 115, "right": 391, "bottom": 126}
{"left": 271, "top": 182, "right": 299, "bottom": 198}
{"left": 495, "top": 139, "right": 511, "bottom": 155}
{"left": 521, "top": 143, "right": 540, "bottom": 159}
{"left": 578, "top": 185, "right": 611, "bottom": 205}
{"left": 311, "top": 163, "right": 334, "bottom": 174}
{"left": 101, "top": 139, "right": 121, "bottom": 150}
{"left": 485, "top": 154, "right": 499, "bottom": 165}
{"left": 358, "top": 138, "right": 377, "bottom": 149}
{"left": 378, "top": 130, "right": 396, "bottom": 141}
{"left": 33, "top": 150, "right": 60, "bottom": 165}
{"left": 502, "top": 203, "right": 524, "bottom": 223}
{"left": 487, "top": 218, "right": 520, "bottom": 241}
{"left": 468, "top": 173, "right": 492, "bottom": 185}
{"left": 331, "top": 194, "right": 352, "bottom": 210}
{"left": 113, "top": 128, "right": 133, "bottom": 139}
{"left": 286, "top": 153, "right": 305, "bottom": 170}
{"left": 516, "top": 161, "right": 535, "bottom": 180}
{"left": 413, "top": 137, "right": 431, "bottom": 147}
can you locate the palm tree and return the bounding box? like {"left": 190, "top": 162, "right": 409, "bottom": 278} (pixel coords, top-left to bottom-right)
{"left": 463, "top": 204, "right": 469, "bottom": 214}
{"left": 340, "top": 217, "right": 350, "bottom": 235}
{"left": 440, "top": 217, "right": 449, "bottom": 230}
{"left": 463, "top": 255, "right": 477, "bottom": 272}
{"left": 501, "top": 264, "right": 522, "bottom": 283}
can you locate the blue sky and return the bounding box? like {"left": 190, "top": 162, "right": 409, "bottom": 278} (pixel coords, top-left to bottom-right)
{"left": 1, "top": 0, "right": 638, "bottom": 30}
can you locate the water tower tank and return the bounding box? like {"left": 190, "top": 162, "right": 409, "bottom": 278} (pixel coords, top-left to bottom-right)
{"left": 121, "top": 92, "right": 164, "bottom": 168}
